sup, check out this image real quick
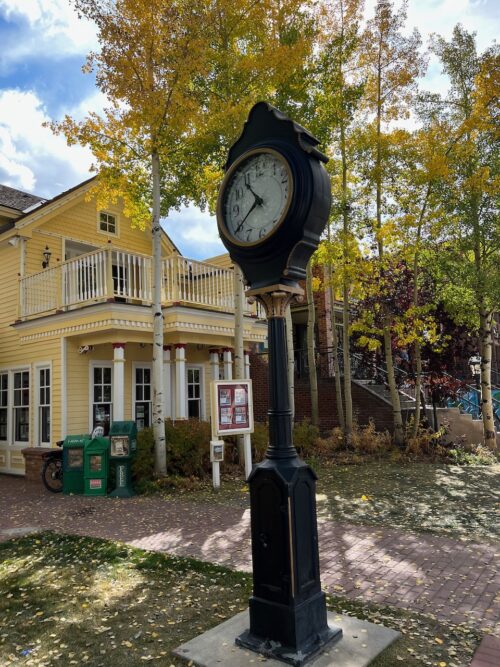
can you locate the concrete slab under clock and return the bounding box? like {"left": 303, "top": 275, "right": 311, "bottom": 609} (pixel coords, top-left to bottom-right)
{"left": 173, "top": 610, "right": 401, "bottom": 667}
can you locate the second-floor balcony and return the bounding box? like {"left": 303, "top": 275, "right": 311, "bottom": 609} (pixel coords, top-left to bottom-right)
{"left": 19, "top": 248, "right": 264, "bottom": 320}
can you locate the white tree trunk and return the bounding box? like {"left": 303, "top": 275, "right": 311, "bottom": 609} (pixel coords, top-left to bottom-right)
{"left": 480, "top": 310, "right": 497, "bottom": 450}
{"left": 342, "top": 280, "right": 353, "bottom": 439}
{"left": 151, "top": 150, "right": 166, "bottom": 475}
{"left": 285, "top": 304, "right": 295, "bottom": 423}
{"left": 234, "top": 264, "right": 245, "bottom": 377}
{"left": 306, "top": 260, "right": 319, "bottom": 427}
{"left": 234, "top": 263, "right": 245, "bottom": 461}
{"left": 330, "top": 288, "right": 345, "bottom": 432}
{"left": 383, "top": 317, "right": 404, "bottom": 446}
{"left": 234, "top": 264, "right": 252, "bottom": 476}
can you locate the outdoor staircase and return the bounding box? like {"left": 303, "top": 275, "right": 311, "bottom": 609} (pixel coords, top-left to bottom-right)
{"left": 333, "top": 346, "right": 499, "bottom": 440}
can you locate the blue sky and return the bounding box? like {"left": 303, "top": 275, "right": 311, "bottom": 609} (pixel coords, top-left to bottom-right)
{"left": 0, "top": 0, "right": 497, "bottom": 260}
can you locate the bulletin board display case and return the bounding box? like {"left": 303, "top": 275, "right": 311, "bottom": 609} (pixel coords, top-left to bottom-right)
{"left": 210, "top": 380, "right": 254, "bottom": 436}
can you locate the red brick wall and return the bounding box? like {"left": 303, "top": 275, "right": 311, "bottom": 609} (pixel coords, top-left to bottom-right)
{"left": 21, "top": 448, "right": 52, "bottom": 482}
{"left": 250, "top": 353, "right": 395, "bottom": 433}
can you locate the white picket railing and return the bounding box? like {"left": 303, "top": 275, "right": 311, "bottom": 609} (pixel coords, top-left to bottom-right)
{"left": 19, "top": 250, "right": 267, "bottom": 320}
{"left": 20, "top": 266, "right": 58, "bottom": 317}
{"left": 62, "top": 249, "right": 108, "bottom": 307}
{"left": 162, "top": 256, "right": 234, "bottom": 310}
{"left": 109, "top": 250, "right": 152, "bottom": 302}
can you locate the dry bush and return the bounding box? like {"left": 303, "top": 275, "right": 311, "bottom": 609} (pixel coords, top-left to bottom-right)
{"left": 349, "top": 420, "right": 392, "bottom": 455}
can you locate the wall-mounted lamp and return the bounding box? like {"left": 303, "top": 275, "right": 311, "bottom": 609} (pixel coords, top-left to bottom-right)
{"left": 42, "top": 246, "right": 51, "bottom": 269}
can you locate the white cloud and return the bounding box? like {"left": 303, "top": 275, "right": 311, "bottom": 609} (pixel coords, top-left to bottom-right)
{"left": 162, "top": 205, "right": 224, "bottom": 260}
{"left": 364, "top": 0, "right": 497, "bottom": 46}
{"left": 0, "top": 0, "right": 98, "bottom": 64}
{"left": 0, "top": 89, "right": 94, "bottom": 196}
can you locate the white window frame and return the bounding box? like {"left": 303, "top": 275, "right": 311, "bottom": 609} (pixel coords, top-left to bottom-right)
{"left": 34, "top": 362, "right": 52, "bottom": 447}
{"left": 12, "top": 366, "right": 31, "bottom": 446}
{"left": 97, "top": 210, "right": 119, "bottom": 237}
{"left": 0, "top": 370, "right": 9, "bottom": 444}
{"left": 186, "top": 364, "right": 205, "bottom": 420}
{"left": 89, "top": 362, "right": 113, "bottom": 432}
{"left": 132, "top": 362, "right": 152, "bottom": 430}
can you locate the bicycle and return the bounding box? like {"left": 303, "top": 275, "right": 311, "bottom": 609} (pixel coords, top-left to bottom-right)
{"left": 41, "top": 440, "right": 64, "bottom": 493}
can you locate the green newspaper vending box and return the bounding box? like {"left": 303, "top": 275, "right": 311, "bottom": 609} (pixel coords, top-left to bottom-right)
{"left": 84, "top": 436, "right": 110, "bottom": 496}
{"left": 62, "top": 435, "right": 89, "bottom": 495}
{"left": 109, "top": 421, "right": 137, "bottom": 498}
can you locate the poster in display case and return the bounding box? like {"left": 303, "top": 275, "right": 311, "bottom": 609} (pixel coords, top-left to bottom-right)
{"left": 210, "top": 380, "right": 254, "bottom": 435}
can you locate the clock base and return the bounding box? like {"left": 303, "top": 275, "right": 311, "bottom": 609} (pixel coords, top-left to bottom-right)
{"left": 236, "top": 597, "right": 342, "bottom": 666}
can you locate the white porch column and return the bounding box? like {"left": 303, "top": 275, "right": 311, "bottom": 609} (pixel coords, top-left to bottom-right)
{"left": 209, "top": 348, "right": 220, "bottom": 381}
{"left": 244, "top": 350, "right": 251, "bottom": 379}
{"left": 112, "top": 343, "right": 126, "bottom": 421}
{"left": 175, "top": 344, "right": 187, "bottom": 419}
{"left": 163, "top": 345, "right": 172, "bottom": 419}
{"left": 223, "top": 348, "right": 233, "bottom": 380}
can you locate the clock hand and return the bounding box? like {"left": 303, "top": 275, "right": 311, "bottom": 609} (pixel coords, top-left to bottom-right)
{"left": 235, "top": 200, "right": 258, "bottom": 234}
{"left": 245, "top": 181, "right": 264, "bottom": 206}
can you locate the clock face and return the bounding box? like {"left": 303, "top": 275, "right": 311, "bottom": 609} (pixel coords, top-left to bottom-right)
{"left": 220, "top": 149, "right": 292, "bottom": 245}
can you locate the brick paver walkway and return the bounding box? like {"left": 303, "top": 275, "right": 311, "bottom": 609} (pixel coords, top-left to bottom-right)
{"left": 1, "top": 475, "right": 498, "bottom": 639}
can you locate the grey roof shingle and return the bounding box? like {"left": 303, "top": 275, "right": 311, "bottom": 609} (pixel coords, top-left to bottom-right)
{"left": 0, "top": 184, "right": 45, "bottom": 212}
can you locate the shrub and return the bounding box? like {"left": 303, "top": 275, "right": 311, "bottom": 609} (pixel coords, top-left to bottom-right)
{"left": 349, "top": 420, "right": 392, "bottom": 455}
{"left": 132, "top": 427, "right": 155, "bottom": 486}
{"left": 313, "top": 421, "right": 392, "bottom": 461}
{"left": 241, "top": 420, "right": 320, "bottom": 463}
{"left": 405, "top": 423, "right": 449, "bottom": 460}
{"left": 164, "top": 418, "right": 211, "bottom": 477}
{"left": 251, "top": 421, "right": 269, "bottom": 462}
{"left": 448, "top": 444, "right": 498, "bottom": 466}
{"left": 293, "top": 420, "right": 320, "bottom": 459}
{"left": 132, "top": 420, "right": 212, "bottom": 489}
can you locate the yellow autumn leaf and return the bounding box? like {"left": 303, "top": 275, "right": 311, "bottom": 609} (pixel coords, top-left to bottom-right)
{"left": 361, "top": 494, "right": 370, "bottom": 501}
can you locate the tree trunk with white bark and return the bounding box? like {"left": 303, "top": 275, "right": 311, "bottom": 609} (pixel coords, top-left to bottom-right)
{"left": 151, "top": 149, "right": 166, "bottom": 475}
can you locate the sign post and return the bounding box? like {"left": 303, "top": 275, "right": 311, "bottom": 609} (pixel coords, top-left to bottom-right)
{"left": 210, "top": 379, "right": 254, "bottom": 490}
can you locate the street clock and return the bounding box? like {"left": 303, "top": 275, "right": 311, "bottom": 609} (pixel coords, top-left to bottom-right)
{"left": 217, "top": 102, "right": 331, "bottom": 291}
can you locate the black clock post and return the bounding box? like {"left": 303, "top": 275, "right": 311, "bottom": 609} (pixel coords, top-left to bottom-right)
{"left": 217, "top": 103, "right": 342, "bottom": 666}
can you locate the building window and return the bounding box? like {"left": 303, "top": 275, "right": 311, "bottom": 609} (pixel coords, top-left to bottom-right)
{"left": 134, "top": 366, "right": 151, "bottom": 430}
{"left": 99, "top": 211, "right": 117, "bottom": 235}
{"left": 13, "top": 370, "right": 29, "bottom": 442}
{"left": 0, "top": 373, "right": 7, "bottom": 441}
{"left": 38, "top": 367, "right": 51, "bottom": 445}
{"left": 93, "top": 366, "right": 112, "bottom": 435}
{"left": 187, "top": 367, "right": 202, "bottom": 419}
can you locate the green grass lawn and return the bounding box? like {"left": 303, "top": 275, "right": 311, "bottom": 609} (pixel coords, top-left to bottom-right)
{"left": 0, "top": 533, "right": 480, "bottom": 667}
{"left": 146, "top": 461, "right": 500, "bottom": 544}
{"left": 314, "top": 462, "right": 500, "bottom": 544}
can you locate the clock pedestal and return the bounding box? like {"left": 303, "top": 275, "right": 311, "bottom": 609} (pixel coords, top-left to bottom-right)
{"left": 236, "top": 286, "right": 342, "bottom": 666}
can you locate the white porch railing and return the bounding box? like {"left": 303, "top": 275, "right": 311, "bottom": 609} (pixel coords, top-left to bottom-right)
{"left": 20, "top": 265, "right": 59, "bottom": 317}
{"left": 19, "top": 249, "right": 265, "bottom": 320}
{"left": 162, "top": 256, "right": 234, "bottom": 310}
{"left": 62, "top": 249, "right": 108, "bottom": 307}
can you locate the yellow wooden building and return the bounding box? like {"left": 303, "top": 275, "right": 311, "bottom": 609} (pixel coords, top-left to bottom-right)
{"left": 0, "top": 179, "right": 266, "bottom": 475}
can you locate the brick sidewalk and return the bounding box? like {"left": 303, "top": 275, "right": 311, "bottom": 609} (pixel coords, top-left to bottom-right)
{"left": 1, "top": 474, "right": 498, "bottom": 637}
